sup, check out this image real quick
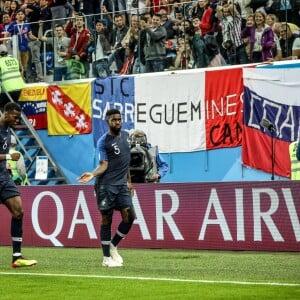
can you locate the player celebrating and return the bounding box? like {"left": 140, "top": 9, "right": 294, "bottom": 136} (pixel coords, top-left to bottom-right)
{"left": 77, "top": 109, "right": 135, "bottom": 267}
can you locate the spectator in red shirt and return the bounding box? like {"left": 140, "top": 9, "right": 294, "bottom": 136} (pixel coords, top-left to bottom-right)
{"left": 65, "top": 12, "right": 91, "bottom": 77}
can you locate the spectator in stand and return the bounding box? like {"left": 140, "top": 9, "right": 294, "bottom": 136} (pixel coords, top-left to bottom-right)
{"left": 22, "top": 0, "right": 43, "bottom": 82}
{"left": 191, "top": 19, "right": 210, "bottom": 68}
{"left": 216, "top": 3, "right": 248, "bottom": 65}
{"left": 243, "top": 13, "right": 254, "bottom": 58}
{"left": 199, "top": 0, "right": 216, "bottom": 37}
{"left": 65, "top": 11, "right": 91, "bottom": 77}
{"left": 191, "top": 0, "right": 205, "bottom": 21}
{"left": 127, "top": 0, "right": 151, "bottom": 19}
{"left": 2, "top": 0, "right": 11, "bottom": 14}
{"left": 159, "top": 8, "right": 176, "bottom": 40}
{"left": 0, "top": 13, "right": 12, "bottom": 53}
{"left": 89, "top": 19, "right": 112, "bottom": 78}
{"left": 132, "top": 14, "right": 149, "bottom": 74}
{"left": 97, "top": 3, "right": 113, "bottom": 31}
{"left": 39, "top": 0, "right": 52, "bottom": 35}
{"left": 142, "top": 13, "right": 167, "bottom": 72}
{"left": 49, "top": 0, "right": 68, "bottom": 26}
{"left": 167, "top": 0, "right": 179, "bottom": 21}
{"left": 173, "top": 37, "right": 193, "bottom": 69}
{"left": 270, "top": 0, "right": 300, "bottom": 28}
{"left": 266, "top": 13, "right": 278, "bottom": 28}
{"left": 177, "top": 19, "right": 193, "bottom": 42}
{"left": 121, "top": 14, "right": 139, "bottom": 49}
{"left": 275, "top": 23, "right": 300, "bottom": 60}
{"left": 40, "top": 23, "right": 70, "bottom": 81}
{"left": 9, "top": 0, "right": 20, "bottom": 21}
{"left": 172, "top": 9, "right": 184, "bottom": 39}
{"left": 242, "top": 10, "right": 275, "bottom": 62}
{"left": 149, "top": 0, "right": 169, "bottom": 15}
{"left": 235, "top": 0, "right": 253, "bottom": 29}
{"left": 108, "top": 13, "right": 128, "bottom": 73}
{"left": 206, "top": 35, "right": 227, "bottom": 67}
{"left": 191, "top": 15, "right": 202, "bottom": 34}
{"left": 6, "top": 9, "right": 39, "bottom": 79}
{"left": 82, "top": 0, "right": 100, "bottom": 31}
{"left": 72, "top": 0, "right": 81, "bottom": 12}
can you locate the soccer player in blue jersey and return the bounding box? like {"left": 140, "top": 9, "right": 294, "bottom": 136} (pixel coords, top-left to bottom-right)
{"left": 77, "top": 108, "right": 135, "bottom": 267}
{"left": 0, "top": 102, "right": 37, "bottom": 268}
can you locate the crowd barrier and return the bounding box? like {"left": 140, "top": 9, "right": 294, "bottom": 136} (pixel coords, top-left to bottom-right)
{"left": 0, "top": 181, "right": 299, "bottom": 251}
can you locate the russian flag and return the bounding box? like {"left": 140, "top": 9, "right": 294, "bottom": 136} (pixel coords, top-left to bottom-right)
{"left": 242, "top": 67, "right": 300, "bottom": 178}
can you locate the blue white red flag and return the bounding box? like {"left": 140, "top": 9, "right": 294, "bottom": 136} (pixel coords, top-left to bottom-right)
{"left": 242, "top": 67, "right": 300, "bottom": 178}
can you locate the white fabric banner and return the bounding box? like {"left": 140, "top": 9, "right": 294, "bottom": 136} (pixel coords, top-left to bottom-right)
{"left": 134, "top": 71, "right": 206, "bottom": 153}
{"left": 243, "top": 67, "right": 300, "bottom": 105}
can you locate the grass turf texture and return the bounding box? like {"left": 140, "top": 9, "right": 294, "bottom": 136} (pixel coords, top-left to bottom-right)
{"left": 0, "top": 247, "right": 299, "bottom": 299}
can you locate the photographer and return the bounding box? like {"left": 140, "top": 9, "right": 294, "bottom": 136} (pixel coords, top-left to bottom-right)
{"left": 129, "top": 130, "right": 169, "bottom": 183}
{"left": 216, "top": 2, "right": 248, "bottom": 65}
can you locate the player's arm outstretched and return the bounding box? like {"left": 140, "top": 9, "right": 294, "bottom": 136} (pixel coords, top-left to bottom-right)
{"left": 77, "top": 160, "right": 108, "bottom": 183}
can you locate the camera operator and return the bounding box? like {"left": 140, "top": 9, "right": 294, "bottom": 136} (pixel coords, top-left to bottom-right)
{"left": 129, "top": 130, "right": 169, "bottom": 183}
{"left": 216, "top": 2, "right": 248, "bottom": 65}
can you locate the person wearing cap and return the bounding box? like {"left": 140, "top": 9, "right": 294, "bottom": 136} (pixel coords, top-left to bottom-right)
{"left": 129, "top": 129, "right": 169, "bottom": 183}
{"left": 7, "top": 135, "right": 29, "bottom": 186}
{"left": 0, "top": 44, "right": 25, "bottom": 111}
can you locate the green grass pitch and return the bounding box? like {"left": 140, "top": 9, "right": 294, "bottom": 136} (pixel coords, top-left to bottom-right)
{"left": 0, "top": 247, "right": 299, "bottom": 299}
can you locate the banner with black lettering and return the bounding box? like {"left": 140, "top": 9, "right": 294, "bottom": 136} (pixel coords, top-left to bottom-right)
{"left": 205, "top": 68, "right": 243, "bottom": 150}
{"left": 92, "top": 76, "right": 134, "bottom": 145}
{"left": 134, "top": 72, "right": 206, "bottom": 153}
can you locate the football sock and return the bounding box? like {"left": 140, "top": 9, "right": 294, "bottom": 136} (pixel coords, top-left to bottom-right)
{"left": 111, "top": 221, "right": 133, "bottom": 246}
{"left": 101, "top": 224, "right": 111, "bottom": 257}
{"left": 11, "top": 218, "right": 23, "bottom": 254}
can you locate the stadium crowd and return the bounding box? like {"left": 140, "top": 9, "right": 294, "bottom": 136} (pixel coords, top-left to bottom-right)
{"left": 0, "top": 0, "right": 299, "bottom": 83}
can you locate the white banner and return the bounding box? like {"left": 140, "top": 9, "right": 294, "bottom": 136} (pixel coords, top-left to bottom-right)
{"left": 243, "top": 67, "right": 300, "bottom": 105}
{"left": 134, "top": 71, "right": 206, "bottom": 153}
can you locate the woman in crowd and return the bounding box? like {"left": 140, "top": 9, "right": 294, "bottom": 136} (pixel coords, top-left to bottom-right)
{"left": 242, "top": 10, "right": 275, "bottom": 62}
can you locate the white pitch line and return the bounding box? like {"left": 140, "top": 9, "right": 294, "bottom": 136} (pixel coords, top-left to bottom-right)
{"left": 0, "top": 272, "right": 299, "bottom": 287}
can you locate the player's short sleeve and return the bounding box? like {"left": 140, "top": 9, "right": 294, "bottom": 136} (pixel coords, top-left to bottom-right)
{"left": 97, "top": 133, "right": 108, "bottom": 162}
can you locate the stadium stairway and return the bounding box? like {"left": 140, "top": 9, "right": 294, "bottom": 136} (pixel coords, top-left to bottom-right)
{"left": 11, "top": 111, "right": 69, "bottom": 185}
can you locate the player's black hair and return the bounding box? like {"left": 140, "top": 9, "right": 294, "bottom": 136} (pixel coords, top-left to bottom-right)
{"left": 4, "top": 102, "right": 21, "bottom": 113}
{"left": 105, "top": 109, "right": 121, "bottom": 121}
